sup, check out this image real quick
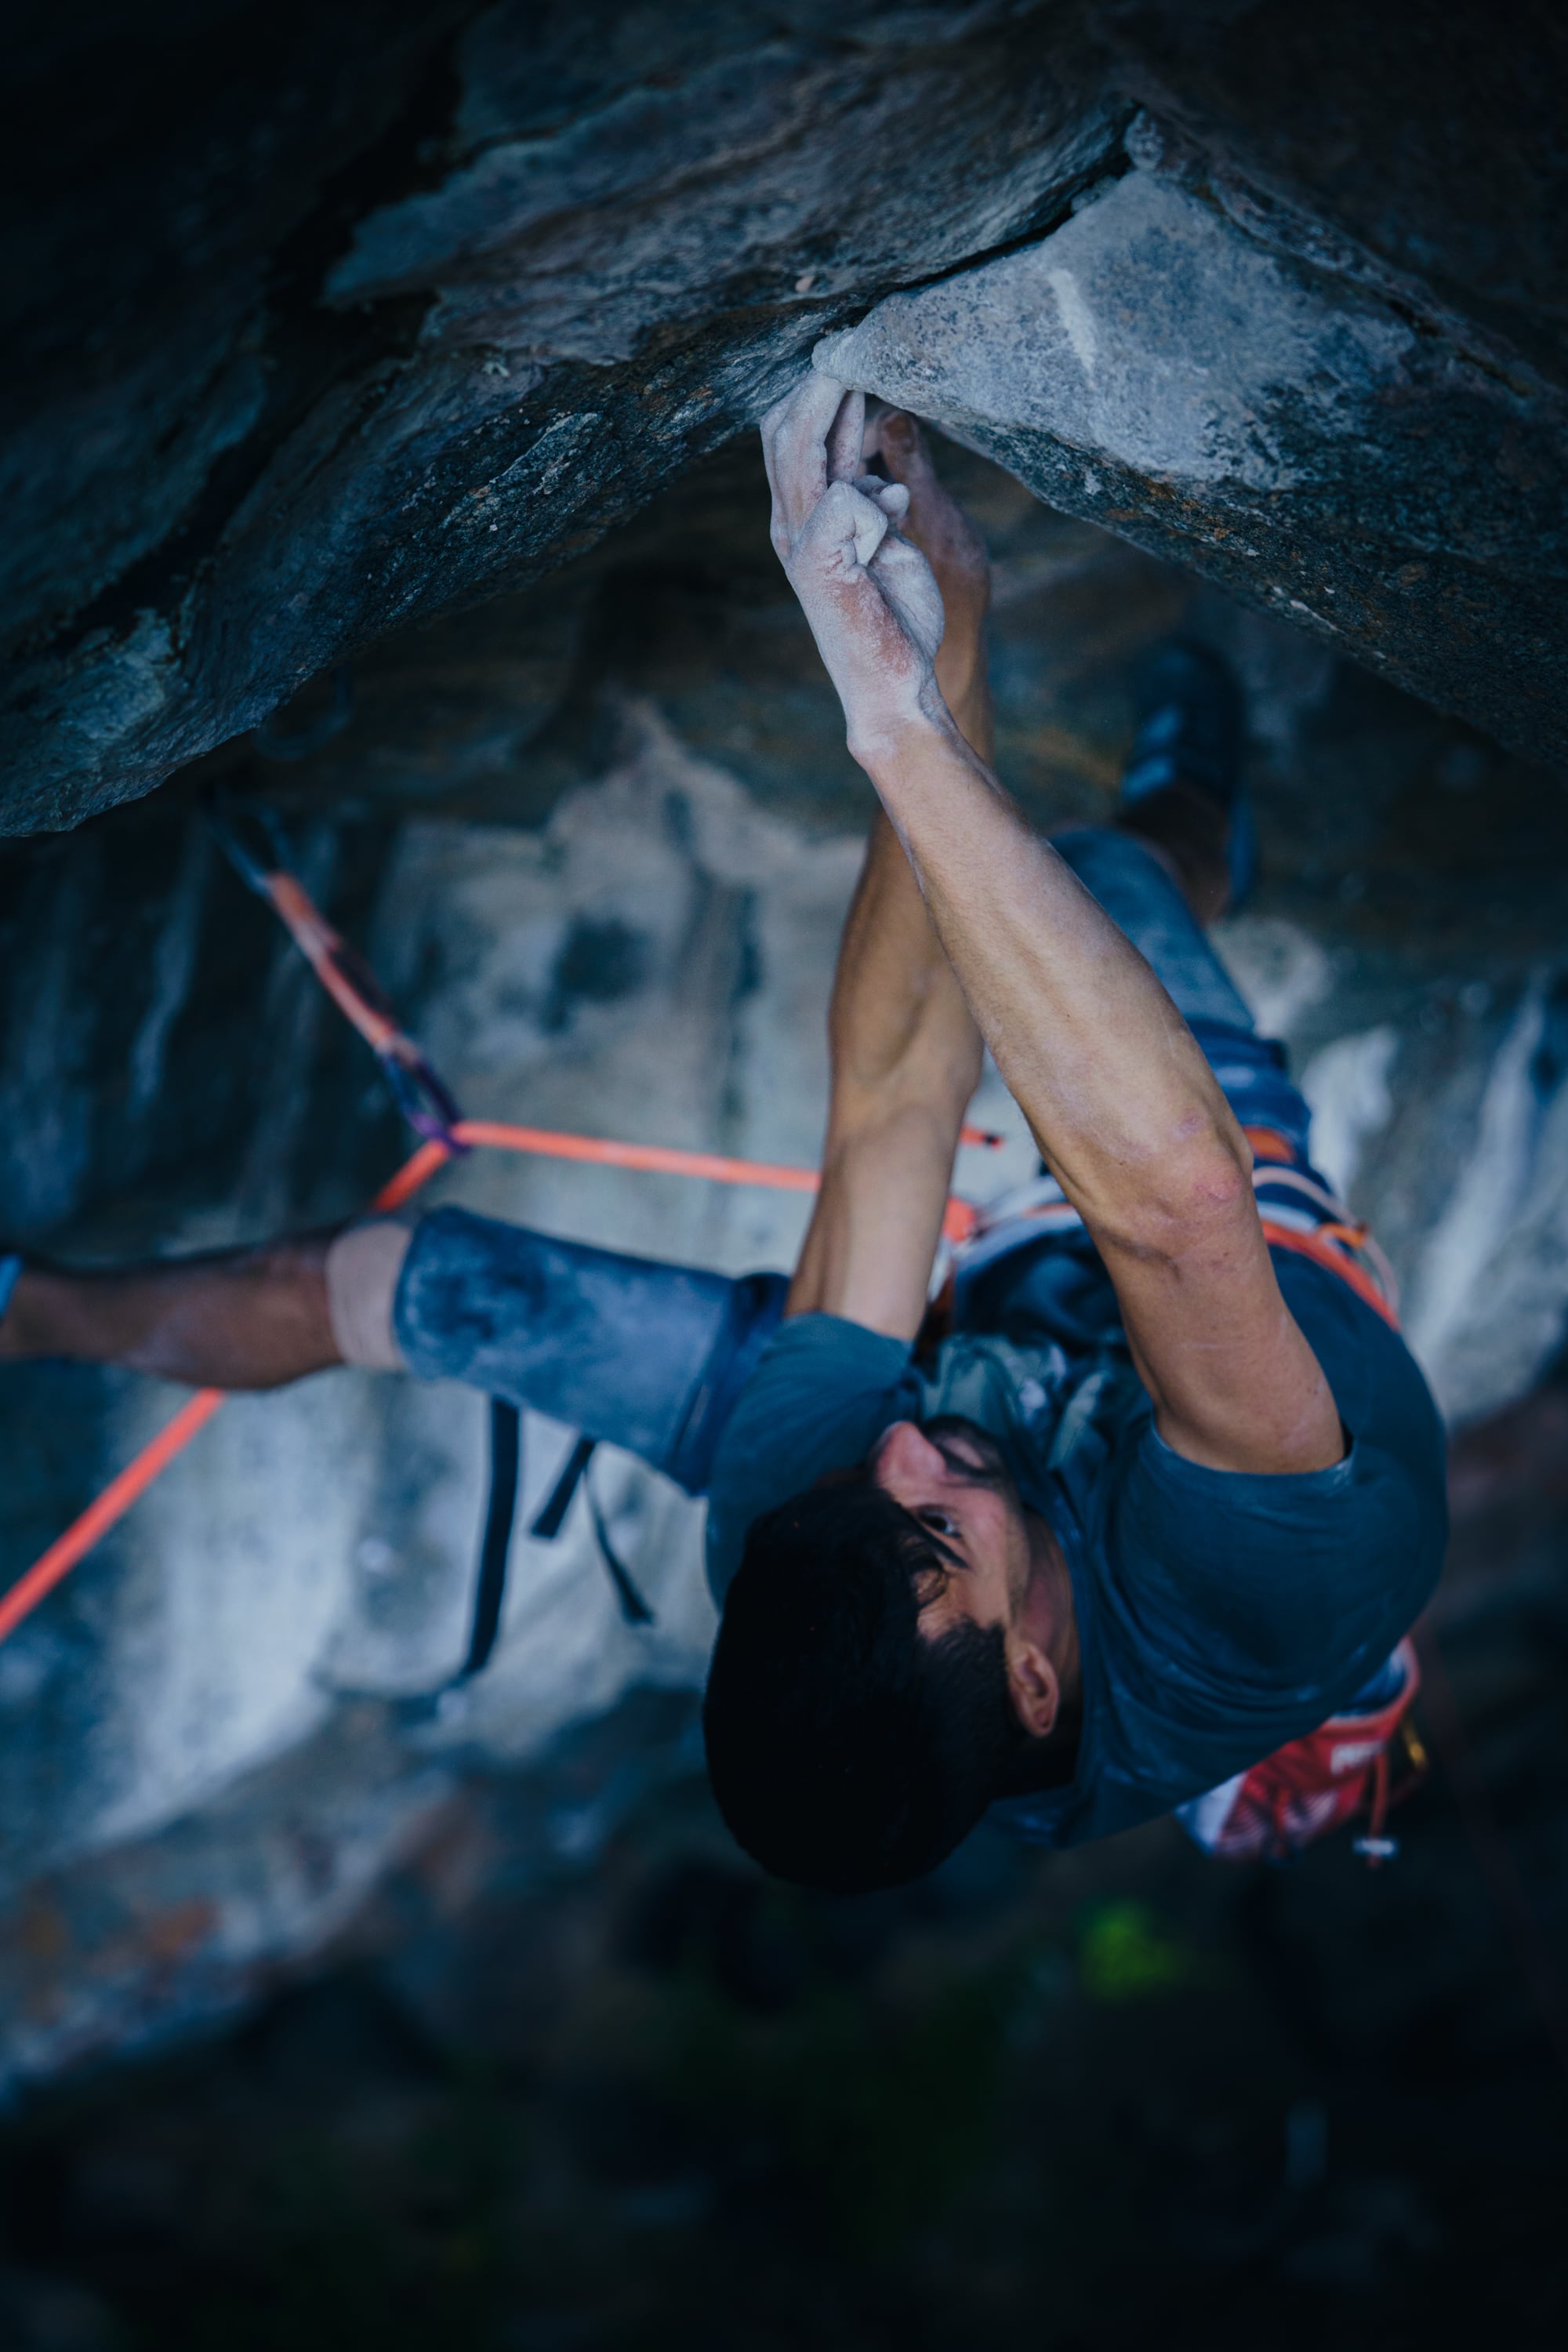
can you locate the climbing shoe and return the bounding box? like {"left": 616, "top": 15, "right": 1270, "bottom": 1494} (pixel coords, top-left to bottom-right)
{"left": 1120, "top": 639, "right": 1255, "bottom": 906}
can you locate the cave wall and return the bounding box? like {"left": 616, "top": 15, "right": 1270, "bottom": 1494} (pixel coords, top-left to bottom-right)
{"left": 2, "top": 0, "right": 1565, "bottom": 836}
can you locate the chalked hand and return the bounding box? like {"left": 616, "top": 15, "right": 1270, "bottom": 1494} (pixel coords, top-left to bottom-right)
{"left": 760, "top": 372, "right": 947, "bottom": 762}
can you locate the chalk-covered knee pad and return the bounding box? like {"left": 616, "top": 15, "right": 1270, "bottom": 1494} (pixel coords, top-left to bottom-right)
{"left": 394, "top": 1205, "right": 786, "bottom": 1493}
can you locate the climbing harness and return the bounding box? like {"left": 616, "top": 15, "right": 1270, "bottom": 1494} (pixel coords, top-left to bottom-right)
{"left": 1245, "top": 1123, "right": 1400, "bottom": 1329}
{"left": 941, "top": 1123, "right": 1399, "bottom": 1331}
{"left": 0, "top": 799, "right": 997, "bottom": 1669}
{"left": 1175, "top": 1639, "right": 1427, "bottom": 1865}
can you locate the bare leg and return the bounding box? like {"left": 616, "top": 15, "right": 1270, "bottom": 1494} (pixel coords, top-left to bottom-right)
{"left": 1116, "top": 782, "right": 1232, "bottom": 928}
{"left": 0, "top": 1237, "right": 342, "bottom": 1389}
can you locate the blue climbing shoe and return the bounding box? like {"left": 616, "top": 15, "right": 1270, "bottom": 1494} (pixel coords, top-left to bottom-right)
{"left": 1120, "top": 639, "right": 1255, "bottom": 906}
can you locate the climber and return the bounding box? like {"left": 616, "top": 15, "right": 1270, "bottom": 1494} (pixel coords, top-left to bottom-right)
{"left": 0, "top": 376, "right": 1446, "bottom": 1893}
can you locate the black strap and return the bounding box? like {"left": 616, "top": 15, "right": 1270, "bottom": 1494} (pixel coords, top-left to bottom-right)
{"left": 529, "top": 1432, "right": 654, "bottom": 1627}
{"left": 530, "top": 1432, "right": 597, "bottom": 1540}
{"left": 585, "top": 1472, "right": 655, "bottom": 1627}
{"left": 457, "top": 1399, "right": 522, "bottom": 1681}
{"left": 451, "top": 1415, "right": 654, "bottom": 1691}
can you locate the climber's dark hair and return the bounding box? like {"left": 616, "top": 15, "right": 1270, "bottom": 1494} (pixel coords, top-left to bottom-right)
{"left": 702, "top": 1478, "right": 1032, "bottom": 1893}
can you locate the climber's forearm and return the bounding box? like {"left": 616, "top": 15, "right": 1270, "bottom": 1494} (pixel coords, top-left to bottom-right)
{"left": 789, "top": 812, "right": 981, "bottom": 1336}
{"left": 787, "top": 510, "right": 993, "bottom": 1331}
{"left": 855, "top": 706, "right": 1341, "bottom": 1472}
{"left": 0, "top": 1240, "right": 343, "bottom": 1390}
{"left": 854, "top": 703, "right": 1243, "bottom": 1247}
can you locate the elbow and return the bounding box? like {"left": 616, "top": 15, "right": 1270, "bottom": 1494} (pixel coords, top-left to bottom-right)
{"left": 1104, "top": 1136, "right": 1255, "bottom": 1267}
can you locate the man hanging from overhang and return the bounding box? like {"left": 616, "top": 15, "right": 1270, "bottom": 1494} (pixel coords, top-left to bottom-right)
{"left": 0, "top": 375, "right": 1445, "bottom": 1888}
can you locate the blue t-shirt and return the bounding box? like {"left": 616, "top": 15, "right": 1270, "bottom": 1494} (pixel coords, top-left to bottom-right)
{"left": 704, "top": 1240, "right": 1446, "bottom": 1848}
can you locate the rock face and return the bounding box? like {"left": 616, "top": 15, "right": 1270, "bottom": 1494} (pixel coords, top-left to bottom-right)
{"left": 0, "top": 0, "right": 1118, "bottom": 833}
{"left": 818, "top": 151, "right": 1568, "bottom": 766}
{"left": 2, "top": 0, "right": 1565, "bottom": 833}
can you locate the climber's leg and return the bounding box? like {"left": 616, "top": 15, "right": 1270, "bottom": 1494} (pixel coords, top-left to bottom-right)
{"left": 1045, "top": 648, "right": 1319, "bottom": 1147}
{"left": 1115, "top": 779, "right": 1232, "bottom": 927}
{"left": 0, "top": 1236, "right": 341, "bottom": 1389}
{"left": 0, "top": 1208, "right": 786, "bottom": 1494}
{"left": 1047, "top": 641, "right": 1256, "bottom": 1035}
{"left": 1047, "top": 826, "right": 1254, "bottom": 1033}
{"left": 387, "top": 1206, "right": 786, "bottom": 1494}
{"left": 1112, "top": 638, "right": 1252, "bottom": 923}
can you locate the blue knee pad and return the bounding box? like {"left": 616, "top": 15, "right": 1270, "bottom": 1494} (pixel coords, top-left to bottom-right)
{"left": 394, "top": 1206, "right": 787, "bottom": 1495}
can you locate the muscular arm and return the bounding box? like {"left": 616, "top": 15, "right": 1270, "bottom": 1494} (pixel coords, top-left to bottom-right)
{"left": 787, "top": 808, "right": 981, "bottom": 1337}
{"left": 852, "top": 716, "right": 1340, "bottom": 1472}
{"left": 764, "top": 373, "right": 1341, "bottom": 1475}
{"left": 787, "top": 412, "right": 987, "bottom": 1338}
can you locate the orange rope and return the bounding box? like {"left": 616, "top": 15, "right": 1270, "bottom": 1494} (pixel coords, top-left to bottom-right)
{"left": 0, "top": 1389, "right": 226, "bottom": 1649}
{"left": 373, "top": 1120, "right": 991, "bottom": 1224}
{"left": 456, "top": 1120, "right": 822, "bottom": 1192}
{"left": 263, "top": 874, "right": 405, "bottom": 1059}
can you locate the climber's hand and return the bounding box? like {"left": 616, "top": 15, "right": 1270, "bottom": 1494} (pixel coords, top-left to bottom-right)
{"left": 862, "top": 401, "right": 991, "bottom": 747}
{"left": 861, "top": 403, "right": 989, "bottom": 622}
{"left": 760, "top": 372, "right": 948, "bottom": 760}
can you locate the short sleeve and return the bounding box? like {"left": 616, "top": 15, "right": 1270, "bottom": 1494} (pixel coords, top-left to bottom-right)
{"left": 702, "top": 1314, "right": 915, "bottom": 1606}
{"left": 1109, "top": 1421, "right": 1442, "bottom": 1709}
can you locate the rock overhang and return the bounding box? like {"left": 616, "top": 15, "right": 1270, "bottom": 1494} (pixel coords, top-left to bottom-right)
{"left": 815, "top": 156, "right": 1568, "bottom": 767}
{"left": 2, "top": 0, "right": 1565, "bottom": 838}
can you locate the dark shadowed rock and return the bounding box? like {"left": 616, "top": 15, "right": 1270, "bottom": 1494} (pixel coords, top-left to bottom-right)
{"left": 2, "top": 1, "right": 1565, "bottom": 831}
{"left": 819, "top": 150, "right": 1567, "bottom": 768}
{"left": 0, "top": 0, "right": 1118, "bottom": 833}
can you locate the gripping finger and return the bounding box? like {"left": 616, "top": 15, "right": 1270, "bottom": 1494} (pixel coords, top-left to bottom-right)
{"left": 824, "top": 388, "right": 866, "bottom": 486}
{"left": 869, "top": 531, "right": 946, "bottom": 665}
{"left": 760, "top": 371, "right": 851, "bottom": 557}
{"left": 801, "top": 477, "right": 890, "bottom": 575}
{"left": 851, "top": 474, "right": 910, "bottom": 523}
